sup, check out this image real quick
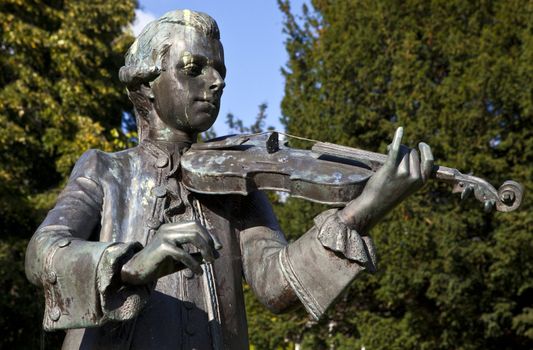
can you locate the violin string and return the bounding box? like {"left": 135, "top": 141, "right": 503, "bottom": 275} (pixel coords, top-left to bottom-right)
{"left": 247, "top": 130, "right": 321, "bottom": 144}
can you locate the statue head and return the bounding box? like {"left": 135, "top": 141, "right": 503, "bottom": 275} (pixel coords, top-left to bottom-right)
{"left": 120, "top": 10, "right": 226, "bottom": 141}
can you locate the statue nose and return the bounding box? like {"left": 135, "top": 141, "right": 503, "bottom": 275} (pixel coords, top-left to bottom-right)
{"left": 209, "top": 69, "right": 225, "bottom": 92}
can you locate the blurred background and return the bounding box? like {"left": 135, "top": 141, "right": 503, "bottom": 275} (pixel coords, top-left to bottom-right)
{"left": 0, "top": 0, "right": 531, "bottom": 349}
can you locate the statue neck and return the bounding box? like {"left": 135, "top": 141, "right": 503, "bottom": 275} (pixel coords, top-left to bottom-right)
{"left": 147, "top": 127, "right": 196, "bottom": 145}
{"left": 146, "top": 110, "right": 197, "bottom": 145}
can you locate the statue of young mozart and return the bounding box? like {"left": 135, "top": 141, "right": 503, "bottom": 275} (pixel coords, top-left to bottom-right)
{"left": 25, "top": 9, "right": 433, "bottom": 349}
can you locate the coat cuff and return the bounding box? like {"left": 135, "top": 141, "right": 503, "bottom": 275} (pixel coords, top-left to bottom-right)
{"left": 37, "top": 230, "right": 115, "bottom": 330}
{"left": 315, "top": 209, "right": 377, "bottom": 269}
{"left": 97, "top": 242, "right": 150, "bottom": 322}
{"left": 27, "top": 227, "right": 149, "bottom": 330}
{"left": 279, "top": 209, "right": 377, "bottom": 321}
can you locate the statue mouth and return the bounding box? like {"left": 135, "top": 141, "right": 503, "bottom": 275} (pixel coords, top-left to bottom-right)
{"left": 196, "top": 98, "right": 217, "bottom": 108}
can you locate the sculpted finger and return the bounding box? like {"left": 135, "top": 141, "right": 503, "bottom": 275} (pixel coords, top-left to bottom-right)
{"left": 159, "top": 221, "right": 218, "bottom": 262}
{"left": 192, "top": 224, "right": 221, "bottom": 257}
{"left": 397, "top": 145, "right": 411, "bottom": 177}
{"left": 409, "top": 148, "right": 421, "bottom": 183}
{"left": 192, "top": 222, "right": 217, "bottom": 252}
{"left": 164, "top": 245, "right": 203, "bottom": 275}
{"left": 170, "top": 230, "right": 215, "bottom": 263}
{"left": 418, "top": 142, "right": 434, "bottom": 182}
{"left": 163, "top": 221, "right": 216, "bottom": 250}
{"left": 386, "top": 127, "right": 404, "bottom": 167}
{"left": 182, "top": 221, "right": 216, "bottom": 249}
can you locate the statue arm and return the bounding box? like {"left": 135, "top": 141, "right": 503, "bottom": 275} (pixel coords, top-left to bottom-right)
{"left": 239, "top": 191, "right": 376, "bottom": 320}
{"left": 25, "top": 150, "right": 149, "bottom": 330}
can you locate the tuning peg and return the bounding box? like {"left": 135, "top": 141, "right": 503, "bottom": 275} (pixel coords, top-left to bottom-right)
{"left": 461, "top": 185, "right": 474, "bottom": 201}
{"left": 484, "top": 199, "right": 495, "bottom": 213}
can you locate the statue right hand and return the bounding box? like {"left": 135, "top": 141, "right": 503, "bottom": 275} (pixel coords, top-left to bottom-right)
{"left": 120, "top": 221, "right": 219, "bottom": 285}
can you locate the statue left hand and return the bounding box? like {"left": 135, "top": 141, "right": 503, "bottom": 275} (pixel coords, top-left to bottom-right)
{"left": 338, "top": 127, "right": 434, "bottom": 233}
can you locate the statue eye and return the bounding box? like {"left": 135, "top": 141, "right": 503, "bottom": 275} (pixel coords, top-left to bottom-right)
{"left": 183, "top": 63, "right": 203, "bottom": 76}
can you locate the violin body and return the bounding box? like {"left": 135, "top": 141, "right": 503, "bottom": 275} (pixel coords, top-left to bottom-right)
{"left": 182, "top": 134, "right": 373, "bottom": 206}
{"left": 181, "top": 132, "right": 524, "bottom": 212}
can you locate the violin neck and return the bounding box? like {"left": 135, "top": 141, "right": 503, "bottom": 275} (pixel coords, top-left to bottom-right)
{"left": 311, "top": 141, "right": 523, "bottom": 213}
{"left": 314, "top": 141, "right": 474, "bottom": 181}
{"left": 313, "top": 141, "right": 472, "bottom": 182}
{"left": 312, "top": 142, "right": 387, "bottom": 172}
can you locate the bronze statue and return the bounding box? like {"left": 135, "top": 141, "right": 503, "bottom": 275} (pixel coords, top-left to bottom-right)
{"left": 25, "top": 9, "right": 523, "bottom": 350}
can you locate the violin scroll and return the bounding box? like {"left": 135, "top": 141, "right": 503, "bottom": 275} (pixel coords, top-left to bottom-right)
{"left": 496, "top": 180, "right": 524, "bottom": 212}
{"left": 445, "top": 170, "right": 524, "bottom": 213}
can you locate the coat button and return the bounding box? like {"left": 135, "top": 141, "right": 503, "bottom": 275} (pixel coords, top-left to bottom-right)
{"left": 151, "top": 185, "right": 167, "bottom": 198}
{"left": 146, "top": 218, "right": 161, "bottom": 230}
{"left": 49, "top": 307, "right": 61, "bottom": 321}
{"left": 183, "top": 268, "right": 194, "bottom": 279}
{"left": 47, "top": 271, "right": 57, "bottom": 284}
{"left": 155, "top": 156, "right": 168, "bottom": 168}
{"left": 57, "top": 238, "right": 71, "bottom": 248}
{"left": 184, "top": 301, "right": 194, "bottom": 310}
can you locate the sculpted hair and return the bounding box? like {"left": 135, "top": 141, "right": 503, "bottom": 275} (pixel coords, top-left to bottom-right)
{"left": 125, "top": 9, "right": 219, "bottom": 68}
{"left": 122, "top": 10, "right": 220, "bottom": 140}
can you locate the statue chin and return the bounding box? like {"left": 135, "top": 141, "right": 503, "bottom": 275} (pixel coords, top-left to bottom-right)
{"left": 183, "top": 111, "right": 218, "bottom": 133}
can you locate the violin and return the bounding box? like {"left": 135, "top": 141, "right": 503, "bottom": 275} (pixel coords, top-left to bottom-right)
{"left": 180, "top": 132, "right": 524, "bottom": 213}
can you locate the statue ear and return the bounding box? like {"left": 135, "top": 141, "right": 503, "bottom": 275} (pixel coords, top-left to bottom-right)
{"left": 122, "top": 66, "right": 160, "bottom": 118}
{"left": 119, "top": 65, "right": 161, "bottom": 91}
{"left": 139, "top": 84, "right": 155, "bottom": 101}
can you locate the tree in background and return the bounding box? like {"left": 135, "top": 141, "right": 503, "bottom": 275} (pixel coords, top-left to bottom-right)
{"left": 246, "top": 0, "right": 532, "bottom": 349}
{"left": 0, "top": 0, "right": 135, "bottom": 347}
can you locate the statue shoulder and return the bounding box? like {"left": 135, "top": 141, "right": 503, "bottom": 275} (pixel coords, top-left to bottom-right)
{"left": 69, "top": 147, "right": 140, "bottom": 181}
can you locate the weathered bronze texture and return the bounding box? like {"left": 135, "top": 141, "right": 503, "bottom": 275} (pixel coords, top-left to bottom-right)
{"left": 181, "top": 132, "right": 523, "bottom": 211}
{"left": 181, "top": 133, "right": 373, "bottom": 206}
{"left": 24, "top": 8, "right": 521, "bottom": 350}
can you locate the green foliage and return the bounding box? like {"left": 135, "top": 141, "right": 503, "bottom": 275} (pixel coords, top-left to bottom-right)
{"left": 246, "top": 0, "right": 533, "bottom": 349}
{"left": 0, "top": 0, "right": 136, "bottom": 231}
{"left": 226, "top": 102, "right": 274, "bottom": 134}
{"left": 0, "top": 0, "right": 136, "bottom": 348}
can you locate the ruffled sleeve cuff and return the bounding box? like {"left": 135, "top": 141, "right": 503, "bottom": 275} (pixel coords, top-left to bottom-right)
{"left": 315, "top": 209, "right": 377, "bottom": 272}
{"left": 280, "top": 209, "right": 378, "bottom": 321}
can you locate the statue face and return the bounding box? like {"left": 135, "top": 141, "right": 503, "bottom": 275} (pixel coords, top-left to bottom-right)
{"left": 150, "top": 27, "right": 226, "bottom": 133}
